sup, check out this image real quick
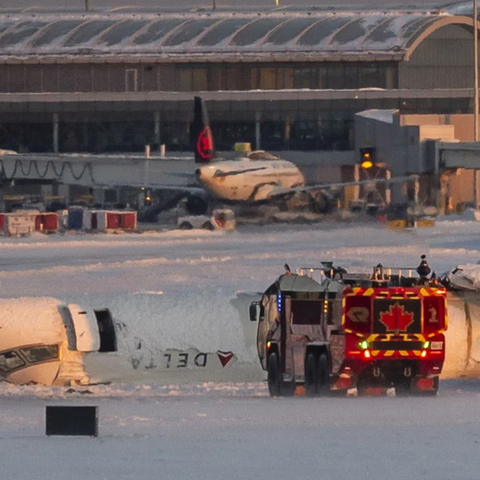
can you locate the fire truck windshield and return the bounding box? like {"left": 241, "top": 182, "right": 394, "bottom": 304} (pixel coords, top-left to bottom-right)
{"left": 291, "top": 300, "right": 322, "bottom": 325}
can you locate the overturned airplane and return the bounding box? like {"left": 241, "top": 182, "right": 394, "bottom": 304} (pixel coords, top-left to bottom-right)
{"left": 0, "top": 292, "right": 262, "bottom": 386}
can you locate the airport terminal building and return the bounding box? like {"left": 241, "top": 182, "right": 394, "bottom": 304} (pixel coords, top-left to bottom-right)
{"left": 0, "top": 2, "right": 477, "bottom": 154}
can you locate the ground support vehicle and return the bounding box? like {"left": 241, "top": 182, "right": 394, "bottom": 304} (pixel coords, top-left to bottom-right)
{"left": 177, "top": 209, "right": 235, "bottom": 231}
{"left": 250, "top": 257, "right": 448, "bottom": 397}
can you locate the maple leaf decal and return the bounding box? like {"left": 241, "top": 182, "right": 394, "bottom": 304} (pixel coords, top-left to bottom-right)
{"left": 196, "top": 126, "right": 214, "bottom": 161}
{"left": 379, "top": 302, "right": 414, "bottom": 334}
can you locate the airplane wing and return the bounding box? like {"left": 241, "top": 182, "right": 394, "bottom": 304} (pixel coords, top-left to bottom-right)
{"left": 266, "top": 175, "right": 419, "bottom": 199}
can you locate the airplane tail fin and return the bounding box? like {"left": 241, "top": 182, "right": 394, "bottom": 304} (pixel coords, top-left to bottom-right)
{"left": 192, "top": 96, "right": 215, "bottom": 164}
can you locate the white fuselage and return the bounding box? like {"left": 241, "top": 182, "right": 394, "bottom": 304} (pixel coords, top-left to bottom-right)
{"left": 196, "top": 158, "right": 305, "bottom": 202}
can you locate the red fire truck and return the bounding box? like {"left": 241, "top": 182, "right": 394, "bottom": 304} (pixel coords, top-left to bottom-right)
{"left": 250, "top": 256, "right": 448, "bottom": 396}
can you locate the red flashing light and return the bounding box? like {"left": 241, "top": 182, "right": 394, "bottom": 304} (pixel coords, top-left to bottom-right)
{"left": 364, "top": 350, "right": 371, "bottom": 359}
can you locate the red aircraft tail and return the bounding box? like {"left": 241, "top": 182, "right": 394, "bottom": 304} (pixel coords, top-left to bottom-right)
{"left": 192, "top": 96, "right": 215, "bottom": 164}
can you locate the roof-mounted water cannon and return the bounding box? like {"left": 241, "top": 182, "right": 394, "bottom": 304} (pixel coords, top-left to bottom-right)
{"left": 416, "top": 254, "right": 431, "bottom": 281}
{"left": 321, "top": 261, "right": 334, "bottom": 279}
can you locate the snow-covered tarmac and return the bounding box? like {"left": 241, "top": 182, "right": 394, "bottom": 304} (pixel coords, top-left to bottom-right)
{"left": 2, "top": 220, "right": 480, "bottom": 478}
{"left": 2, "top": 381, "right": 480, "bottom": 480}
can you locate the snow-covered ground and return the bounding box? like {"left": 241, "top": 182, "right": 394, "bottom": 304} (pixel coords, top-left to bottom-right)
{"left": 2, "top": 381, "right": 480, "bottom": 480}
{"left": 2, "top": 221, "right": 479, "bottom": 298}
{"left": 2, "top": 221, "right": 480, "bottom": 478}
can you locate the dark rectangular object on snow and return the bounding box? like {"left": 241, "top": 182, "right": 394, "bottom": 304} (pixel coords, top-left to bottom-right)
{"left": 46, "top": 406, "right": 98, "bottom": 436}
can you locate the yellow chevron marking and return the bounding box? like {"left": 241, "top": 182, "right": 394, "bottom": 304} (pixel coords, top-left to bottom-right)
{"left": 363, "top": 288, "right": 374, "bottom": 297}
{"left": 420, "top": 288, "right": 430, "bottom": 297}
{"left": 445, "top": 300, "right": 449, "bottom": 329}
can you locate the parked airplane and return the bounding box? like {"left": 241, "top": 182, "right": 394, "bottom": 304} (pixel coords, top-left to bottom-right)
{"left": 190, "top": 96, "right": 327, "bottom": 214}
{"left": 140, "top": 97, "right": 415, "bottom": 220}
{"left": 185, "top": 97, "right": 412, "bottom": 216}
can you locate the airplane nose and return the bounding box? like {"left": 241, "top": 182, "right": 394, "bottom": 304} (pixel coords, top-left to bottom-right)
{"left": 196, "top": 166, "right": 216, "bottom": 183}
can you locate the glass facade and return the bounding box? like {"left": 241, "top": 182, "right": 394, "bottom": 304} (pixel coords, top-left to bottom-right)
{"left": 0, "top": 96, "right": 469, "bottom": 154}
{"left": 0, "top": 62, "right": 398, "bottom": 93}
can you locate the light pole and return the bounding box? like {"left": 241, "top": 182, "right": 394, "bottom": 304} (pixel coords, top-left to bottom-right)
{"left": 475, "top": 0, "right": 478, "bottom": 141}
{"left": 474, "top": 0, "right": 479, "bottom": 207}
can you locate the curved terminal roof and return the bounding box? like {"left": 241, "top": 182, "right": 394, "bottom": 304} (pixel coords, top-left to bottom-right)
{"left": 444, "top": 1, "right": 480, "bottom": 14}
{"left": 0, "top": 10, "right": 471, "bottom": 61}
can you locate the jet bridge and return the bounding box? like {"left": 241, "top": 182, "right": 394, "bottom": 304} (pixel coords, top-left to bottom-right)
{"left": 355, "top": 110, "right": 480, "bottom": 209}
{"left": 0, "top": 152, "right": 196, "bottom": 188}
{"left": 438, "top": 142, "right": 480, "bottom": 171}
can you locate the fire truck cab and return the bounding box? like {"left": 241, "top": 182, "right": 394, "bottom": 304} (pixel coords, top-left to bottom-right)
{"left": 250, "top": 257, "right": 447, "bottom": 397}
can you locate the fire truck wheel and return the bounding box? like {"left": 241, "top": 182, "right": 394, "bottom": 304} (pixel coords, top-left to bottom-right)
{"left": 305, "top": 352, "right": 318, "bottom": 396}
{"left": 317, "top": 353, "right": 329, "bottom": 396}
{"left": 267, "top": 352, "right": 282, "bottom": 397}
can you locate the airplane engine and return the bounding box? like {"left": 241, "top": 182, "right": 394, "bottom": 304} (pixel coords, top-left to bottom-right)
{"left": 309, "top": 190, "right": 334, "bottom": 214}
